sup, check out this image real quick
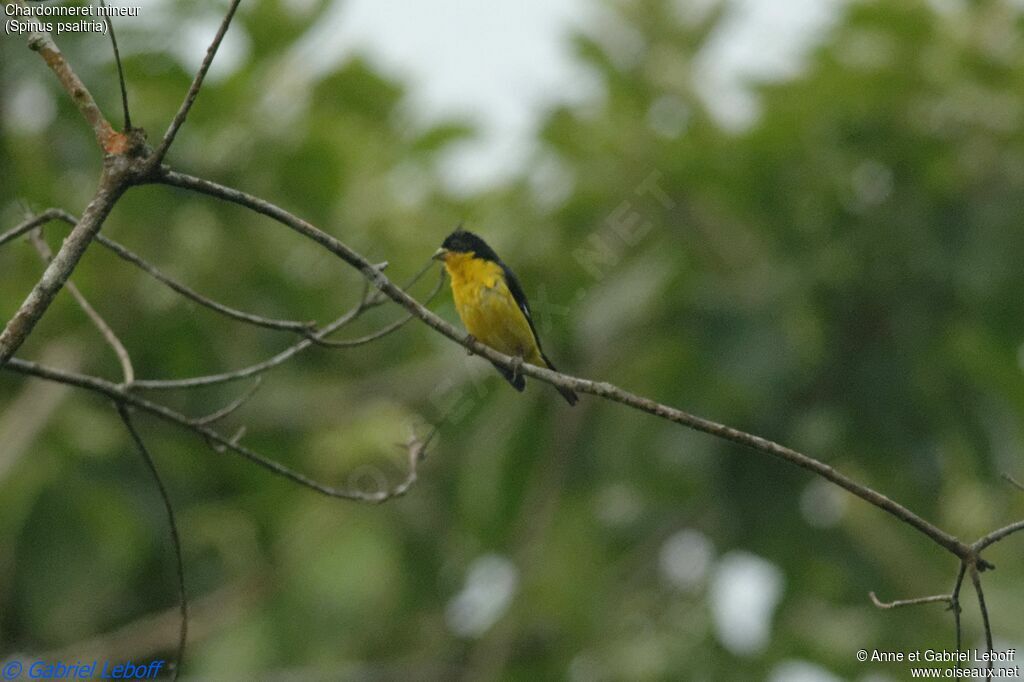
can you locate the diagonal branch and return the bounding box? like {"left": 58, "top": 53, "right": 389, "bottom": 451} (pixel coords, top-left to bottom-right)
{"left": 0, "top": 209, "right": 76, "bottom": 249}
{"left": 5, "top": 357, "right": 431, "bottom": 504}
{"left": 305, "top": 268, "right": 445, "bottom": 348}
{"left": 0, "top": 0, "right": 240, "bottom": 367}
{"left": 189, "top": 378, "right": 261, "bottom": 426}
{"left": 3, "top": 0, "right": 126, "bottom": 154}
{"left": 101, "top": 234, "right": 317, "bottom": 335}
{"left": 377, "top": 422, "right": 437, "bottom": 503}
{"left": 150, "top": 0, "right": 243, "bottom": 167}
{"left": 130, "top": 261, "right": 438, "bottom": 390}
{"left": 115, "top": 403, "right": 187, "bottom": 681}
{"left": 972, "top": 519, "right": 1024, "bottom": 553}
{"left": 12, "top": 209, "right": 320, "bottom": 336}
{"left": 29, "top": 230, "right": 135, "bottom": 385}
{"left": 151, "top": 168, "right": 976, "bottom": 564}
{"left": 0, "top": 166, "right": 130, "bottom": 367}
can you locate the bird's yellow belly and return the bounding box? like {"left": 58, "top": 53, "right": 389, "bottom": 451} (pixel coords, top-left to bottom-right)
{"left": 454, "top": 279, "right": 539, "bottom": 361}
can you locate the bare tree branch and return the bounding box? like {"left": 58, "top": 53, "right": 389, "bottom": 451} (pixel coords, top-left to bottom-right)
{"left": 5, "top": 358, "right": 430, "bottom": 504}
{"left": 150, "top": 168, "right": 978, "bottom": 564}
{"left": 209, "top": 425, "right": 246, "bottom": 454}
{"left": 951, "top": 562, "right": 967, "bottom": 656}
{"left": 309, "top": 268, "right": 445, "bottom": 348}
{"left": 2, "top": 0, "right": 240, "bottom": 369}
{"left": 101, "top": 0, "right": 132, "bottom": 130}
{"left": 832, "top": 491, "right": 1016, "bottom": 669}
{"left": 189, "top": 378, "right": 261, "bottom": 426}
{"left": 101, "top": 234, "right": 319, "bottom": 335}
{"left": 14, "top": 209, "right": 323, "bottom": 337}
{"left": 115, "top": 404, "right": 187, "bottom": 682}
{"left": 149, "top": 0, "right": 243, "bottom": 167}
{"left": 0, "top": 6, "right": 152, "bottom": 370}
{"left": 29, "top": 230, "right": 135, "bottom": 385}
{"left": 972, "top": 520, "right": 1024, "bottom": 553}
{"left": 130, "top": 261, "right": 437, "bottom": 390}
{"left": 968, "top": 563, "right": 994, "bottom": 678}
{"left": 867, "top": 562, "right": 972, "bottom": 658}
{"left": 129, "top": 302, "right": 362, "bottom": 390}
{"left": 1001, "top": 473, "right": 1024, "bottom": 492}
{"left": 869, "top": 592, "right": 952, "bottom": 609}
{"left": 2, "top": 0, "right": 127, "bottom": 153}
{"left": 7, "top": 213, "right": 438, "bottom": 355}
{"left": 0, "top": 166, "right": 130, "bottom": 366}
{"left": 0, "top": 209, "right": 77, "bottom": 248}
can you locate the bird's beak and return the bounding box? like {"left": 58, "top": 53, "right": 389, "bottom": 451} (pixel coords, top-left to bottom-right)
{"left": 432, "top": 247, "right": 448, "bottom": 262}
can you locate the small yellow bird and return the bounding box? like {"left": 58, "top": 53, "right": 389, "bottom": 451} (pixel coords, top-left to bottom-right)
{"left": 434, "top": 229, "right": 578, "bottom": 405}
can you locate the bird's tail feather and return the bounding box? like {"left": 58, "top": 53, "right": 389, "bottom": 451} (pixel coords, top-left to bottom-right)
{"left": 540, "top": 352, "right": 579, "bottom": 406}
{"left": 491, "top": 355, "right": 579, "bottom": 406}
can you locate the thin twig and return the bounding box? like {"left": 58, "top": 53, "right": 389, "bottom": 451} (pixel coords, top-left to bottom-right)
{"left": 131, "top": 304, "right": 363, "bottom": 390}
{"left": 3, "top": 0, "right": 125, "bottom": 153}
{"left": 366, "top": 423, "right": 437, "bottom": 504}
{"left": 972, "top": 519, "right": 1024, "bottom": 553}
{"left": 311, "top": 268, "right": 445, "bottom": 348}
{"left": 150, "top": 0, "right": 243, "bottom": 167}
{"left": 95, "top": 232, "right": 317, "bottom": 334}
{"left": 1001, "top": 473, "right": 1024, "bottom": 492}
{"left": 29, "top": 230, "right": 135, "bottom": 385}
{"left": 868, "top": 592, "right": 951, "bottom": 609}
{"left": 16, "top": 209, "right": 320, "bottom": 336}
{"left": 115, "top": 403, "right": 187, "bottom": 682}
{"left": 951, "top": 562, "right": 967, "bottom": 657}
{"left": 152, "top": 169, "right": 976, "bottom": 563}
{"left": 968, "top": 563, "right": 994, "bottom": 679}
{"left": 0, "top": 1, "right": 150, "bottom": 364}
{"left": 189, "top": 378, "right": 261, "bottom": 426}
{"left": 209, "top": 425, "right": 245, "bottom": 454}
{"left": 130, "top": 261, "right": 436, "bottom": 390}
{"left": 0, "top": 209, "right": 75, "bottom": 248}
{"left": 0, "top": 165, "right": 129, "bottom": 366}
{"left": 6, "top": 357, "right": 429, "bottom": 504}
{"left": 101, "top": 0, "right": 132, "bottom": 130}
{"left": 309, "top": 311, "right": 418, "bottom": 348}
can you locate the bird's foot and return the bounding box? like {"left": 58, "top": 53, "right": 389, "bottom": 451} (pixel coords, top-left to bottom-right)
{"left": 465, "top": 333, "right": 477, "bottom": 355}
{"left": 510, "top": 355, "right": 524, "bottom": 383}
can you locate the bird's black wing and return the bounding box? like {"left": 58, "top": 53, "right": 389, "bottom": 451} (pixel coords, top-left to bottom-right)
{"left": 498, "top": 260, "right": 544, "bottom": 352}
{"left": 499, "top": 260, "right": 578, "bottom": 405}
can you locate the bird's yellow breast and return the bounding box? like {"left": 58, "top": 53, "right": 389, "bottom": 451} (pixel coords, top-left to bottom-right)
{"left": 443, "top": 252, "right": 542, "bottom": 363}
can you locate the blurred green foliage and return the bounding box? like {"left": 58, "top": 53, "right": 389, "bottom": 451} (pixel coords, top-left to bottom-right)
{"left": 2, "top": 0, "right": 1023, "bottom": 679}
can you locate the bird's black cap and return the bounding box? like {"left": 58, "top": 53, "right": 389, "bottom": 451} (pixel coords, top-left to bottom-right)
{"left": 441, "top": 228, "right": 500, "bottom": 262}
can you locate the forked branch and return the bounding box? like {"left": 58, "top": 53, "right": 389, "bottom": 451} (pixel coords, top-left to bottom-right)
{"left": 1, "top": 0, "right": 125, "bottom": 153}
{"left": 6, "top": 357, "right": 436, "bottom": 504}
{"left": 28, "top": 229, "right": 135, "bottom": 385}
